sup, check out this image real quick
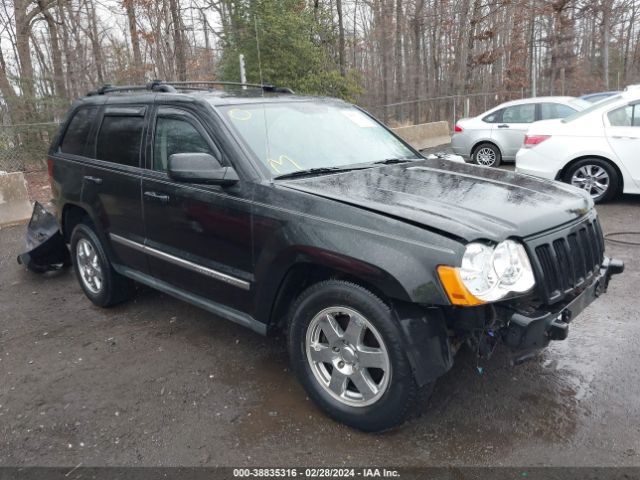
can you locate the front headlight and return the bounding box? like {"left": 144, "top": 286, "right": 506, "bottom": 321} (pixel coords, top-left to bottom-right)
{"left": 438, "top": 240, "right": 536, "bottom": 305}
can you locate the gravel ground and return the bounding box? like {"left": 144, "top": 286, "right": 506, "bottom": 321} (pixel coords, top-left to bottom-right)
{"left": 1, "top": 175, "right": 639, "bottom": 468}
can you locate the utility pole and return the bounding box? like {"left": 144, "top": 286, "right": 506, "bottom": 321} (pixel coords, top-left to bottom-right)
{"left": 239, "top": 54, "right": 247, "bottom": 89}
{"left": 603, "top": 0, "right": 610, "bottom": 89}
{"left": 532, "top": 42, "right": 537, "bottom": 97}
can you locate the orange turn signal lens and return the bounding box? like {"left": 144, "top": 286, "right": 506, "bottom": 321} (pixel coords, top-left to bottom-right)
{"left": 437, "top": 265, "right": 486, "bottom": 306}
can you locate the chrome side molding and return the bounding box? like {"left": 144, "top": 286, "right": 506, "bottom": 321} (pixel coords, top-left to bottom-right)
{"left": 110, "top": 233, "right": 251, "bottom": 291}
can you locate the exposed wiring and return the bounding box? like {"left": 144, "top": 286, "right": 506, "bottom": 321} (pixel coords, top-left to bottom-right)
{"left": 604, "top": 231, "right": 640, "bottom": 246}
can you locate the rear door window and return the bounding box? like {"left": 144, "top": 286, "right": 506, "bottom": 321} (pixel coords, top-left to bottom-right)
{"left": 96, "top": 110, "right": 146, "bottom": 167}
{"left": 502, "top": 104, "right": 536, "bottom": 123}
{"left": 59, "top": 107, "right": 99, "bottom": 156}
{"left": 607, "top": 105, "right": 640, "bottom": 127}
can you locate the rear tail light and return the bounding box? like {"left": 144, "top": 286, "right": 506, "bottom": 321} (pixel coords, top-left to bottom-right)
{"left": 523, "top": 135, "right": 551, "bottom": 147}
{"left": 454, "top": 124, "right": 463, "bottom": 133}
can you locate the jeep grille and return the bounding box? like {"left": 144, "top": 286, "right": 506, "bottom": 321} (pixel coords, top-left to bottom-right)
{"left": 529, "top": 217, "right": 605, "bottom": 305}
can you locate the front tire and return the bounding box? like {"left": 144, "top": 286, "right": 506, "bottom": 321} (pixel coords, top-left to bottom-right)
{"left": 70, "top": 223, "right": 134, "bottom": 307}
{"left": 288, "top": 280, "right": 419, "bottom": 431}
{"left": 563, "top": 158, "right": 619, "bottom": 203}
{"left": 472, "top": 142, "right": 501, "bottom": 167}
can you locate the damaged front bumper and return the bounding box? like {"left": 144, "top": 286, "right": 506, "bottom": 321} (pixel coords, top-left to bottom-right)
{"left": 16, "top": 202, "right": 70, "bottom": 273}
{"left": 503, "top": 257, "right": 624, "bottom": 358}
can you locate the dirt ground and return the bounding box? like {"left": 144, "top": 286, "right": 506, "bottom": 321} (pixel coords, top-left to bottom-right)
{"left": 1, "top": 179, "right": 639, "bottom": 467}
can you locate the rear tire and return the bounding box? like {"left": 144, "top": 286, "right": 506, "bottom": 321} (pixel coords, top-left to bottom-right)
{"left": 70, "top": 223, "right": 134, "bottom": 307}
{"left": 563, "top": 158, "right": 619, "bottom": 203}
{"left": 288, "top": 280, "right": 421, "bottom": 432}
{"left": 472, "top": 143, "right": 501, "bottom": 167}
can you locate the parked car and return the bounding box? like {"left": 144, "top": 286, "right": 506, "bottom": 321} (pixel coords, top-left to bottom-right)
{"left": 580, "top": 91, "right": 620, "bottom": 103}
{"left": 451, "top": 96, "right": 589, "bottom": 167}
{"left": 516, "top": 88, "right": 640, "bottom": 203}
{"left": 44, "top": 81, "right": 622, "bottom": 431}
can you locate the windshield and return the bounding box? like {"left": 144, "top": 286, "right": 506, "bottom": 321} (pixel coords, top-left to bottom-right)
{"left": 218, "top": 102, "right": 416, "bottom": 177}
{"left": 562, "top": 95, "right": 622, "bottom": 123}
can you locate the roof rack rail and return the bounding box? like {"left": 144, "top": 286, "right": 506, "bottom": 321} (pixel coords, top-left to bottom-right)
{"left": 87, "top": 80, "right": 293, "bottom": 96}
{"left": 87, "top": 80, "right": 176, "bottom": 96}
{"left": 168, "top": 81, "right": 294, "bottom": 94}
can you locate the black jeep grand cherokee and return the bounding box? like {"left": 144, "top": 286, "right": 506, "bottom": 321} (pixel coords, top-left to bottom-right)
{"left": 48, "top": 81, "right": 622, "bottom": 431}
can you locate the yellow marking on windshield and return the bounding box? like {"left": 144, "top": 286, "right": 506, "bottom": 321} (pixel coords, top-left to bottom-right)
{"left": 228, "top": 109, "right": 252, "bottom": 121}
{"left": 268, "top": 155, "right": 302, "bottom": 173}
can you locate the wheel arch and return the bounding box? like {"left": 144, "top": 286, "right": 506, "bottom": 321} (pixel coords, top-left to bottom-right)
{"left": 60, "top": 202, "right": 113, "bottom": 256}
{"left": 556, "top": 155, "right": 624, "bottom": 193}
{"left": 471, "top": 140, "right": 502, "bottom": 157}
{"left": 60, "top": 203, "right": 92, "bottom": 242}
{"left": 265, "top": 261, "right": 410, "bottom": 335}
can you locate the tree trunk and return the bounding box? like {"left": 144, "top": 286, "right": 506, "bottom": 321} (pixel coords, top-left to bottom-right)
{"left": 464, "top": 0, "right": 481, "bottom": 93}
{"left": 202, "top": 10, "right": 213, "bottom": 77}
{"left": 336, "top": 0, "right": 346, "bottom": 76}
{"left": 412, "top": 0, "right": 424, "bottom": 124}
{"left": 602, "top": 0, "right": 610, "bottom": 89}
{"left": 88, "top": 0, "right": 105, "bottom": 84}
{"left": 0, "top": 48, "right": 21, "bottom": 124}
{"left": 58, "top": 2, "right": 78, "bottom": 98}
{"left": 39, "top": 0, "right": 67, "bottom": 104}
{"left": 394, "top": 0, "right": 403, "bottom": 121}
{"left": 124, "top": 0, "right": 144, "bottom": 81}
{"left": 169, "top": 0, "right": 187, "bottom": 81}
{"left": 14, "top": 0, "right": 37, "bottom": 122}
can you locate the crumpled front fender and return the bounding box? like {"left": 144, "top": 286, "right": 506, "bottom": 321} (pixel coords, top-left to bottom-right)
{"left": 391, "top": 300, "right": 453, "bottom": 386}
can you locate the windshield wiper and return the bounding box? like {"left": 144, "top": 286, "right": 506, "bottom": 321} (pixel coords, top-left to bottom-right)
{"left": 371, "top": 157, "right": 420, "bottom": 165}
{"left": 274, "top": 166, "right": 368, "bottom": 180}
{"left": 273, "top": 158, "right": 419, "bottom": 180}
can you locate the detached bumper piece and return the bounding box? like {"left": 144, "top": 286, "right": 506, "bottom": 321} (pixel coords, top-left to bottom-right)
{"left": 504, "top": 257, "right": 624, "bottom": 355}
{"left": 16, "top": 202, "right": 70, "bottom": 273}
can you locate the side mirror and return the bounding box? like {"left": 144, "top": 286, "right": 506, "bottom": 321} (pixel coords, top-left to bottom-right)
{"left": 168, "top": 153, "right": 239, "bottom": 186}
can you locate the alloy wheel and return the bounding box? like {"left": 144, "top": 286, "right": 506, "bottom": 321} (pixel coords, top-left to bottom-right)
{"left": 475, "top": 147, "right": 497, "bottom": 166}
{"left": 305, "top": 306, "right": 391, "bottom": 407}
{"left": 571, "top": 165, "right": 610, "bottom": 199}
{"left": 76, "top": 238, "right": 103, "bottom": 294}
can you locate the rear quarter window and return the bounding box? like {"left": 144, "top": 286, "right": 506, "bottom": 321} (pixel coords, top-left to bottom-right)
{"left": 59, "top": 107, "right": 99, "bottom": 156}
{"left": 96, "top": 115, "right": 145, "bottom": 167}
{"left": 540, "top": 103, "right": 577, "bottom": 120}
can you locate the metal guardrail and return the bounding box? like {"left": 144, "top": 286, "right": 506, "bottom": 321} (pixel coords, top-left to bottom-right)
{"left": 0, "top": 123, "right": 60, "bottom": 173}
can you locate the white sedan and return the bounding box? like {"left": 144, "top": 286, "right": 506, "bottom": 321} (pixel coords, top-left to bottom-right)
{"left": 516, "top": 87, "right": 640, "bottom": 203}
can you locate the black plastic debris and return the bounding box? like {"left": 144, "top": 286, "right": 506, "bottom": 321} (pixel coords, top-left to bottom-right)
{"left": 17, "top": 202, "right": 70, "bottom": 273}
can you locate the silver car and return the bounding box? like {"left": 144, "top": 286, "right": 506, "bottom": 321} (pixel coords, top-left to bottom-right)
{"left": 451, "top": 96, "right": 589, "bottom": 167}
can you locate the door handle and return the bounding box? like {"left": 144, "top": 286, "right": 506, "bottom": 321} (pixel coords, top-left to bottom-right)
{"left": 144, "top": 191, "right": 170, "bottom": 203}
{"left": 497, "top": 124, "right": 510, "bottom": 129}
{"left": 611, "top": 135, "right": 637, "bottom": 140}
{"left": 83, "top": 175, "right": 103, "bottom": 185}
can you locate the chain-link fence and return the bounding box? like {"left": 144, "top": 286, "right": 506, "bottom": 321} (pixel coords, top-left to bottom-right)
{"left": 369, "top": 90, "right": 533, "bottom": 128}
{"left": 0, "top": 92, "right": 532, "bottom": 171}
{"left": 0, "top": 122, "right": 61, "bottom": 173}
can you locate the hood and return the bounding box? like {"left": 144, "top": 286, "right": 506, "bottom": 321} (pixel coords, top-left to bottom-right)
{"left": 280, "top": 159, "right": 593, "bottom": 242}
